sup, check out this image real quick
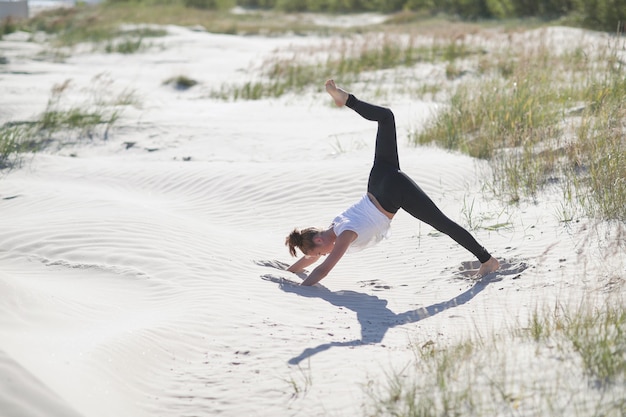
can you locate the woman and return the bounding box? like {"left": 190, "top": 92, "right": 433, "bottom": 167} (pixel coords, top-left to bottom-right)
{"left": 285, "top": 80, "right": 499, "bottom": 286}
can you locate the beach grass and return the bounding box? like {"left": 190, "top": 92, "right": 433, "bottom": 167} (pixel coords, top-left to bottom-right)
{"left": 283, "top": 363, "right": 313, "bottom": 400}
{"left": 0, "top": 124, "right": 37, "bottom": 169}
{"left": 37, "top": 77, "right": 133, "bottom": 142}
{"left": 210, "top": 33, "right": 483, "bottom": 100}
{"left": 364, "top": 298, "right": 626, "bottom": 417}
{"left": 0, "top": 75, "right": 135, "bottom": 168}
{"left": 411, "top": 31, "right": 626, "bottom": 221}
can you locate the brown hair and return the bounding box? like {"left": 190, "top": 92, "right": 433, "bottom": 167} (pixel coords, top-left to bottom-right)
{"left": 285, "top": 227, "right": 320, "bottom": 257}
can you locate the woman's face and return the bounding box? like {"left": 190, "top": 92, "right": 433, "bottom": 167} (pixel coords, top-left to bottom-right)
{"left": 307, "top": 234, "right": 334, "bottom": 257}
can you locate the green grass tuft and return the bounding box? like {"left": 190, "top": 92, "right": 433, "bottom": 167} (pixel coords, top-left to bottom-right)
{"left": 164, "top": 75, "right": 199, "bottom": 90}
{"left": 412, "top": 32, "right": 626, "bottom": 220}
{"left": 1, "top": 75, "right": 136, "bottom": 169}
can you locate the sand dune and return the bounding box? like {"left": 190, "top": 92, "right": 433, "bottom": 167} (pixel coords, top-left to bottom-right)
{"left": 1, "top": 22, "right": 624, "bottom": 417}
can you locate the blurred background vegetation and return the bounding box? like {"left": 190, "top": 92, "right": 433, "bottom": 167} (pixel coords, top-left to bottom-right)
{"left": 102, "top": 0, "right": 625, "bottom": 33}
{"left": 2, "top": 0, "right": 624, "bottom": 42}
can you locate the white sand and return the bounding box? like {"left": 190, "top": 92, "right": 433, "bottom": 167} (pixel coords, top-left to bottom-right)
{"left": 1, "top": 22, "right": 624, "bottom": 417}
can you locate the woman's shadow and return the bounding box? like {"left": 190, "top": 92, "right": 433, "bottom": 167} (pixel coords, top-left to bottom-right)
{"left": 256, "top": 260, "right": 526, "bottom": 365}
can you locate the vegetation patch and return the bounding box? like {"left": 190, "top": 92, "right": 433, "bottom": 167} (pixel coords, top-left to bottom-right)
{"left": 17, "top": 7, "right": 167, "bottom": 53}
{"left": 0, "top": 125, "right": 36, "bottom": 169}
{"left": 210, "top": 34, "right": 483, "bottom": 100}
{"left": 412, "top": 32, "right": 625, "bottom": 221}
{"left": 364, "top": 299, "right": 626, "bottom": 417}
{"left": 164, "top": 75, "right": 199, "bottom": 90}
{"left": 0, "top": 75, "right": 136, "bottom": 169}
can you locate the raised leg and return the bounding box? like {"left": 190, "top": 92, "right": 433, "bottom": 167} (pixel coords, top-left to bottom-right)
{"left": 325, "top": 80, "right": 399, "bottom": 169}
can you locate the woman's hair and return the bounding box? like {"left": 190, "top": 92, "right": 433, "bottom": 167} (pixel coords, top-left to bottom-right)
{"left": 285, "top": 227, "right": 320, "bottom": 257}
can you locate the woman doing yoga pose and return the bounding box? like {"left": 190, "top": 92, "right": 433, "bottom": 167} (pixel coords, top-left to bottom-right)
{"left": 285, "top": 80, "right": 500, "bottom": 286}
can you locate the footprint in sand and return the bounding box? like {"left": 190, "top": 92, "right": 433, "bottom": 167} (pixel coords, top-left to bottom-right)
{"left": 453, "top": 259, "right": 530, "bottom": 280}
{"left": 357, "top": 279, "right": 392, "bottom": 291}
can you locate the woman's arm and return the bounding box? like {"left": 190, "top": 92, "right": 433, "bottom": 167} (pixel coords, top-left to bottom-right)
{"left": 300, "top": 231, "right": 356, "bottom": 286}
{"left": 287, "top": 255, "right": 321, "bottom": 274}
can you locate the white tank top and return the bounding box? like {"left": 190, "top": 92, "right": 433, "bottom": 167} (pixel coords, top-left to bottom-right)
{"left": 332, "top": 194, "right": 392, "bottom": 252}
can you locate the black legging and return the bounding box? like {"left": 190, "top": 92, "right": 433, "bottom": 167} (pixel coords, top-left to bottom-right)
{"left": 346, "top": 94, "right": 492, "bottom": 263}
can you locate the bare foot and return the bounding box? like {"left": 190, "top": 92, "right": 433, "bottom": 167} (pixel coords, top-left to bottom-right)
{"left": 325, "top": 79, "right": 349, "bottom": 107}
{"left": 474, "top": 257, "right": 500, "bottom": 278}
